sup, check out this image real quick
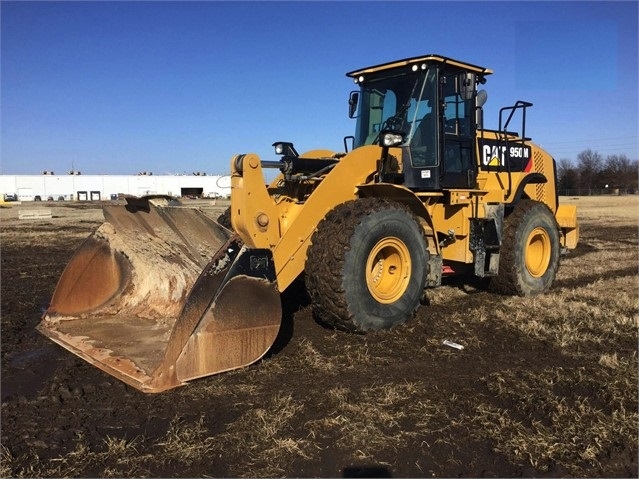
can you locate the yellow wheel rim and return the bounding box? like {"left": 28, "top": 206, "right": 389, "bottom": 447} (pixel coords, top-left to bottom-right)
{"left": 366, "top": 237, "right": 411, "bottom": 304}
{"left": 525, "top": 227, "right": 551, "bottom": 278}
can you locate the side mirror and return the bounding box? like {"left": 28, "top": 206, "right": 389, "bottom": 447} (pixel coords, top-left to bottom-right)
{"left": 475, "top": 90, "right": 488, "bottom": 129}
{"left": 459, "top": 72, "right": 476, "bottom": 101}
{"left": 348, "top": 91, "right": 359, "bottom": 118}
{"left": 476, "top": 89, "right": 488, "bottom": 107}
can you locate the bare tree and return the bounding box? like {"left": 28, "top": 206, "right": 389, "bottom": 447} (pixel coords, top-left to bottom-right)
{"left": 557, "top": 158, "right": 578, "bottom": 194}
{"left": 577, "top": 149, "right": 604, "bottom": 193}
{"left": 603, "top": 154, "right": 639, "bottom": 192}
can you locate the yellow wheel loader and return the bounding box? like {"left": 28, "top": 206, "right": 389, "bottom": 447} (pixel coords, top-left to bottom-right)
{"left": 39, "top": 54, "right": 579, "bottom": 392}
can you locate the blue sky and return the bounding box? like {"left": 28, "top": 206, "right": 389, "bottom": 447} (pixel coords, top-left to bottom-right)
{"left": 1, "top": 1, "right": 637, "bottom": 176}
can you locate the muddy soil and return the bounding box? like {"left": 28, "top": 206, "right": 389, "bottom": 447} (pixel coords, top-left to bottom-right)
{"left": 1, "top": 201, "right": 637, "bottom": 478}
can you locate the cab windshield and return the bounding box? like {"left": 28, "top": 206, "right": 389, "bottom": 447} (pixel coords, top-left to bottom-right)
{"left": 354, "top": 68, "right": 437, "bottom": 165}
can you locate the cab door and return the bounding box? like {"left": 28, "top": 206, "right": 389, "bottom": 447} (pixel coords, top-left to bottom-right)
{"left": 440, "top": 73, "right": 477, "bottom": 189}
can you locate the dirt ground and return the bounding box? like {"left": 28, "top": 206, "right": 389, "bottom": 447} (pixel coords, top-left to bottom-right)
{"left": 1, "top": 197, "right": 637, "bottom": 478}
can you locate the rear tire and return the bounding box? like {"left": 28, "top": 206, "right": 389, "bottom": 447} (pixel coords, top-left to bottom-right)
{"left": 491, "top": 200, "right": 560, "bottom": 296}
{"left": 305, "top": 198, "right": 428, "bottom": 332}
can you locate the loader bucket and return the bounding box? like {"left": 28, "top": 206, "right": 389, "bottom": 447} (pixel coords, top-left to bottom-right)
{"left": 38, "top": 196, "right": 282, "bottom": 392}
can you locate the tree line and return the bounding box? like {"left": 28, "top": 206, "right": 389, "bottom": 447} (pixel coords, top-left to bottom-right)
{"left": 556, "top": 149, "right": 638, "bottom": 196}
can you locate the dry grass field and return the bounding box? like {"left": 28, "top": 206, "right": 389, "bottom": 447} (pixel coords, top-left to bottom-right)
{"left": 1, "top": 195, "right": 637, "bottom": 478}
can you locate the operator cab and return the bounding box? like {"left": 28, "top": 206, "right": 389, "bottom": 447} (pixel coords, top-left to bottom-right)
{"left": 346, "top": 54, "right": 492, "bottom": 191}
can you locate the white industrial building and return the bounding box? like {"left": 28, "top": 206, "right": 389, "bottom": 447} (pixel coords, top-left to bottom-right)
{"left": 0, "top": 174, "right": 232, "bottom": 202}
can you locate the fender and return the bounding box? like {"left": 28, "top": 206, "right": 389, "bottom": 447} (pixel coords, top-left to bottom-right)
{"left": 357, "top": 183, "right": 441, "bottom": 256}
{"left": 509, "top": 172, "right": 547, "bottom": 206}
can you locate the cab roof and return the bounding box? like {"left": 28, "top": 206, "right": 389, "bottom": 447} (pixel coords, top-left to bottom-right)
{"left": 346, "top": 54, "right": 493, "bottom": 78}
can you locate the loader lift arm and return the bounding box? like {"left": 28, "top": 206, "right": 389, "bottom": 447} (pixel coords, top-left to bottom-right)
{"left": 230, "top": 146, "right": 382, "bottom": 292}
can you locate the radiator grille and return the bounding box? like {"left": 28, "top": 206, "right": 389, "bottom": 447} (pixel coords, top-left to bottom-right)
{"left": 533, "top": 150, "right": 546, "bottom": 202}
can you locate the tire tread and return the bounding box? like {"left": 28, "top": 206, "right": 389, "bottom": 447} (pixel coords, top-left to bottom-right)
{"left": 490, "top": 200, "right": 559, "bottom": 296}
{"left": 306, "top": 198, "right": 425, "bottom": 332}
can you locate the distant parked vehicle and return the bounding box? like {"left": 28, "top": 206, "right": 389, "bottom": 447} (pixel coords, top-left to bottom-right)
{"left": 47, "top": 196, "right": 54, "bottom": 201}
{"left": 3, "top": 193, "right": 17, "bottom": 202}
{"left": 57, "top": 196, "right": 65, "bottom": 201}
{"left": 34, "top": 195, "right": 42, "bottom": 201}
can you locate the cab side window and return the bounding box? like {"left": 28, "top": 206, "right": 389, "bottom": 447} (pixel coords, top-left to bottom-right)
{"left": 443, "top": 77, "right": 472, "bottom": 137}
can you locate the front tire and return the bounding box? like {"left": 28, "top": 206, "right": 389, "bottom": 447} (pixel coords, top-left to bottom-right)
{"left": 491, "top": 200, "right": 560, "bottom": 296}
{"left": 305, "top": 198, "right": 428, "bottom": 332}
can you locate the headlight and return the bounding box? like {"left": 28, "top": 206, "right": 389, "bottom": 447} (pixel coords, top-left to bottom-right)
{"left": 272, "top": 142, "right": 298, "bottom": 157}
{"left": 381, "top": 132, "right": 404, "bottom": 147}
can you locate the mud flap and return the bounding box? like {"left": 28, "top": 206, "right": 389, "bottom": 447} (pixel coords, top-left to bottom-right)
{"left": 38, "top": 197, "right": 282, "bottom": 393}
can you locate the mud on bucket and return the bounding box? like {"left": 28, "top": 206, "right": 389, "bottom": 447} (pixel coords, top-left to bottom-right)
{"left": 38, "top": 197, "right": 282, "bottom": 392}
